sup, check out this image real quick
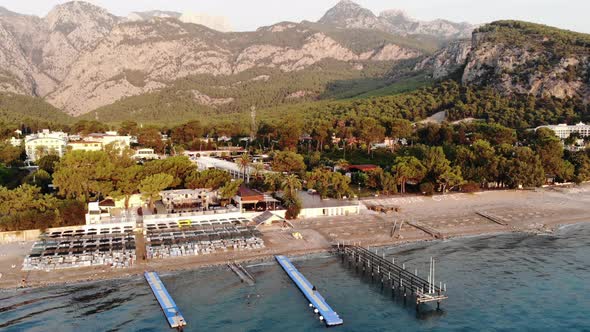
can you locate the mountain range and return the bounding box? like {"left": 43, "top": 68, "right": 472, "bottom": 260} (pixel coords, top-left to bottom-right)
{"left": 318, "top": 0, "right": 474, "bottom": 40}
{"left": 0, "top": 0, "right": 588, "bottom": 124}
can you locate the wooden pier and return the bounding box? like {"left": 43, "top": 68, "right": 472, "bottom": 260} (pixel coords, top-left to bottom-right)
{"left": 228, "top": 261, "right": 255, "bottom": 286}
{"left": 476, "top": 211, "right": 508, "bottom": 226}
{"left": 334, "top": 244, "right": 447, "bottom": 310}
{"left": 407, "top": 220, "right": 445, "bottom": 239}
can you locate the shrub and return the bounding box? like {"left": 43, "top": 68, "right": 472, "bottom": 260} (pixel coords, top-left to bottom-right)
{"left": 461, "top": 182, "right": 481, "bottom": 193}
{"left": 420, "top": 182, "right": 435, "bottom": 196}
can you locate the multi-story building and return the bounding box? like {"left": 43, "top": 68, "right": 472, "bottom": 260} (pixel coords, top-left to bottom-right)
{"left": 26, "top": 130, "right": 133, "bottom": 160}
{"left": 160, "top": 189, "right": 218, "bottom": 213}
{"left": 68, "top": 141, "right": 103, "bottom": 152}
{"left": 67, "top": 132, "right": 132, "bottom": 153}
{"left": 536, "top": 122, "right": 590, "bottom": 139}
{"left": 24, "top": 130, "right": 68, "bottom": 161}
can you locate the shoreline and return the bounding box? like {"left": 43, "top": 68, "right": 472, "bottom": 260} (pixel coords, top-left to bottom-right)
{"left": 2, "top": 219, "right": 588, "bottom": 292}
{"left": 2, "top": 185, "right": 589, "bottom": 291}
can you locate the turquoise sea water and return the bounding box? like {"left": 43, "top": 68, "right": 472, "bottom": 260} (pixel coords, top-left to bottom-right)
{"left": 1, "top": 224, "right": 590, "bottom": 332}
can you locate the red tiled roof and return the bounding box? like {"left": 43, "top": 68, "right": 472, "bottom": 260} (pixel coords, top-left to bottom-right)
{"left": 348, "top": 164, "right": 378, "bottom": 172}
{"left": 99, "top": 199, "right": 116, "bottom": 207}
{"left": 238, "top": 185, "right": 264, "bottom": 202}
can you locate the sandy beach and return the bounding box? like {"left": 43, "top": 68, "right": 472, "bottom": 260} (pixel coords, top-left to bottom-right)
{"left": 1, "top": 184, "right": 589, "bottom": 291}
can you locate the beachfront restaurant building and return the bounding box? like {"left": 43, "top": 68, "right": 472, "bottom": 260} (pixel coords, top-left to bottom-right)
{"left": 297, "top": 191, "right": 361, "bottom": 218}
{"left": 85, "top": 200, "right": 136, "bottom": 225}
{"left": 160, "top": 189, "right": 218, "bottom": 213}
{"left": 234, "top": 186, "right": 280, "bottom": 212}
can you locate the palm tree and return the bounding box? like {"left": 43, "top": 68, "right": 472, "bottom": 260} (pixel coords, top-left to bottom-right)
{"left": 281, "top": 174, "right": 302, "bottom": 199}
{"left": 252, "top": 162, "right": 265, "bottom": 179}
{"left": 281, "top": 174, "right": 303, "bottom": 220}
{"left": 264, "top": 172, "right": 283, "bottom": 194}
{"left": 237, "top": 153, "right": 251, "bottom": 182}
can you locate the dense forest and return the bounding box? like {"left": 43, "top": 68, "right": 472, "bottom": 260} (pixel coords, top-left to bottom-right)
{"left": 477, "top": 20, "right": 590, "bottom": 55}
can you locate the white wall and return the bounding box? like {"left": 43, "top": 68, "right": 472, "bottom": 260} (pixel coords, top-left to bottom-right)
{"left": 298, "top": 205, "right": 360, "bottom": 219}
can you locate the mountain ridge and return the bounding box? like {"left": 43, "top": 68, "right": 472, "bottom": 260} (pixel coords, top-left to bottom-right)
{"left": 0, "top": 2, "right": 588, "bottom": 124}
{"left": 318, "top": 0, "right": 475, "bottom": 40}
{"left": 1, "top": 2, "right": 436, "bottom": 115}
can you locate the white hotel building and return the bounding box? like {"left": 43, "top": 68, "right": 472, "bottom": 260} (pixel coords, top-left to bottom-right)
{"left": 536, "top": 122, "right": 590, "bottom": 139}
{"left": 25, "top": 130, "right": 133, "bottom": 161}
{"left": 24, "top": 130, "right": 68, "bottom": 161}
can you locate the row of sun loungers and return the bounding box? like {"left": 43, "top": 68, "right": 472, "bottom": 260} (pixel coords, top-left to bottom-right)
{"left": 146, "top": 224, "right": 264, "bottom": 259}
{"left": 23, "top": 228, "right": 137, "bottom": 270}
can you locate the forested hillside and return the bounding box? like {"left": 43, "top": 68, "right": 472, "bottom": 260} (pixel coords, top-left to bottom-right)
{"left": 0, "top": 92, "right": 72, "bottom": 124}
{"left": 82, "top": 60, "right": 399, "bottom": 124}
{"left": 259, "top": 81, "right": 589, "bottom": 129}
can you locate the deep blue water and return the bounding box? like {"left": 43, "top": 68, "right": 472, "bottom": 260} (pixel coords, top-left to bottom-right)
{"left": 1, "top": 224, "right": 590, "bottom": 332}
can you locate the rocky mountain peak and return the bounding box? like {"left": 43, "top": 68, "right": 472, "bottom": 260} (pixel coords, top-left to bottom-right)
{"left": 0, "top": 6, "right": 20, "bottom": 17}
{"left": 379, "top": 9, "right": 414, "bottom": 23}
{"left": 318, "top": 1, "right": 474, "bottom": 40}
{"left": 44, "top": 1, "right": 118, "bottom": 37}
{"left": 127, "top": 10, "right": 182, "bottom": 22}
{"left": 318, "top": 0, "right": 381, "bottom": 29}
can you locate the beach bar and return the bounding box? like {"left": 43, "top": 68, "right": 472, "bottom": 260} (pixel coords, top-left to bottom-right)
{"left": 275, "top": 255, "right": 343, "bottom": 327}
{"left": 144, "top": 272, "right": 187, "bottom": 330}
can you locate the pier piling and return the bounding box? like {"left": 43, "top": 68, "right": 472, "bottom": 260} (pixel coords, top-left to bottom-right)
{"left": 334, "top": 244, "right": 448, "bottom": 309}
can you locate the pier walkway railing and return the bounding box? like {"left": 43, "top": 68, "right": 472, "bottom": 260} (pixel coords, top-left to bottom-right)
{"left": 335, "top": 244, "right": 448, "bottom": 309}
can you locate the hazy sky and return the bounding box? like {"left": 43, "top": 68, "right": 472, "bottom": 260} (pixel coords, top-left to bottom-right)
{"left": 0, "top": 0, "right": 587, "bottom": 33}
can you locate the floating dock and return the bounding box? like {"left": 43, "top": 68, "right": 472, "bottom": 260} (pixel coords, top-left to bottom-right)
{"left": 275, "top": 255, "right": 343, "bottom": 327}
{"left": 144, "top": 272, "right": 187, "bottom": 330}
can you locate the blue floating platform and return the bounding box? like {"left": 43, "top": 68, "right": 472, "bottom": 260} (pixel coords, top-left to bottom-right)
{"left": 145, "top": 271, "right": 187, "bottom": 329}
{"left": 275, "top": 255, "right": 343, "bottom": 327}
